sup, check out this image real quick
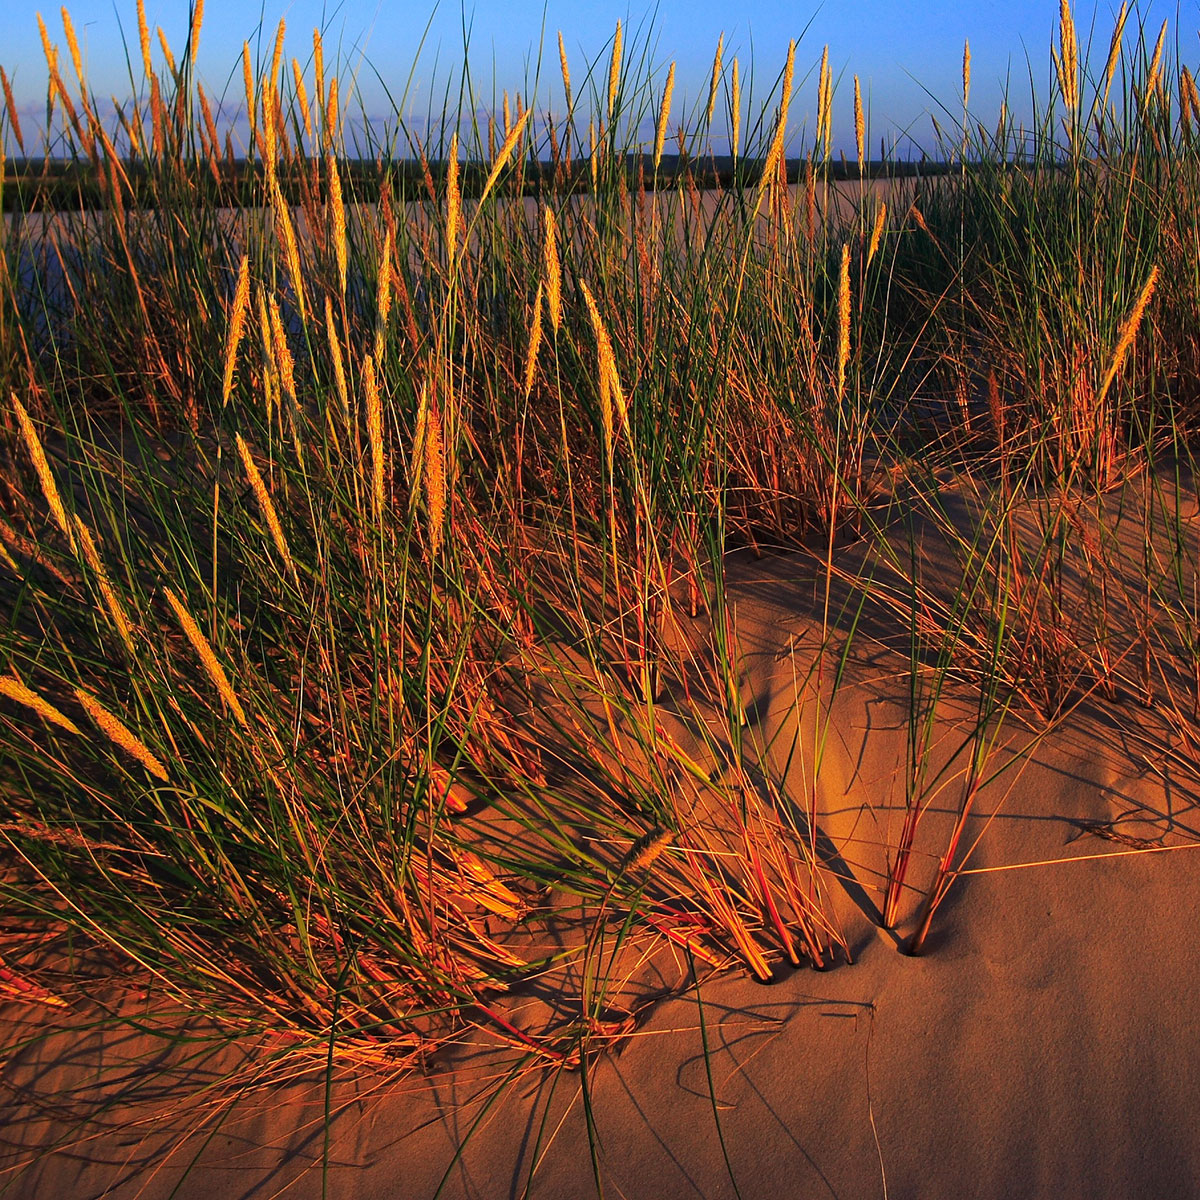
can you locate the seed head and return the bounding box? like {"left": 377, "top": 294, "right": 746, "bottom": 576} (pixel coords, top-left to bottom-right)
{"left": 75, "top": 687, "right": 168, "bottom": 781}
{"left": 164, "top": 587, "right": 249, "bottom": 730}
{"left": 654, "top": 61, "right": 675, "bottom": 171}
{"left": 0, "top": 675, "right": 81, "bottom": 735}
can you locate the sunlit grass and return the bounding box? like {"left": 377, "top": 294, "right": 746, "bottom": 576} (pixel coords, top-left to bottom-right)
{"left": 1, "top": 0, "right": 1199, "bottom": 1098}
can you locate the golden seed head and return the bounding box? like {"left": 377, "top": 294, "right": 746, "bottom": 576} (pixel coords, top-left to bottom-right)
{"left": 326, "top": 153, "right": 347, "bottom": 297}
{"left": 189, "top": 0, "right": 204, "bottom": 67}
{"left": 312, "top": 28, "right": 325, "bottom": 109}
{"left": 607, "top": 20, "right": 622, "bottom": 120}
{"left": 446, "top": 131, "right": 460, "bottom": 269}
{"left": 222, "top": 255, "right": 251, "bottom": 405}
{"left": 1058, "top": 0, "right": 1078, "bottom": 112}
{"left": 1096, "top": 265, "right": 1158, "bottom": 407}
{"left": 480, "top": 108, "right": 531, "bottom": 207}
{"left": 730, "top": 58, "right": 741, "bottom": 159}
{"left": 625, "top": 828, "right": 673, "bottom": 874}
{"left": 61, "top": 7, "right": 84, "bottom": 88}
{"left": 271, "top": 183, "right": 305, "bottom": 320}
{"left": 836, "top": 242, "right": 851, "bottom": 400}
{"left": 157, "top": 26, "right": 176, "bottom": 76}
{"left": 706, "top": 33, "right": 724, "bottom": 127}
{"left": 267, "top": 292, "right": 296, "bottom": 400}
{"left": 867, "top": 201, "right": 887, "bottom": 268}
{"left": 198, "top": 82, "right": 219, "bottom": 154}
{"left": 655, "top": 61, "right": 675, "bottom": 170}
{"left": 149, "top": 73, "right": 164, "bottom": 156}
{"left": 1145, "top": 19, "right": 1167, "bottom": 108}
{"left": 164, "top": 586, "right": 249, "bottom": 729}
{"left": 962, "top": 39, "right": 971, "bottom": 110}
{"left": 270, "top": 18, "right": 286, "bottom": 89}
{"left": 580, "top": 282, "right": 625, "bottom": 462}
{"left": 543, "top": 207, "right": 562, "bottom": 333}
{"left": 757, "top": 109, "right": 787, "bottom": 214}
{"left": 0, "top": 675, "right": 82, "bottom": 735}
{"left": 324, "top": 75, "right": 338, "bottom": 149}
{"left": 75, "top": 687, "right": 168, "bottom": 780}
{"left": 781, "top": 39, "right": 795, "bottom": 125}
{"left": 364, "top": 354, "right": 385, "bottom": 520}
{"left": 854, "top": 75, "right": 864, "bottom": 167}
{"left": 1183, "top": 68, "right": 1200, "bottom": 131}
{"left": 421, "top": 389, "right": 446, "bottom": 557}
{"left": 818, "top": 45, "right": 832, "bottom": 158}
{"left": 1103, "top": 3, "right": 1127, "bottom": 108}
{"left": 524, "top": 281, "right": 544, "bottom": 399}
{"left": 377, "top": 228, "right": 393, "bottom": 329}
{"left": 1, "top": 67, "right": 25, "bottom": 153}
{"left": 293, "top": 59, "right": 312, "bottom": 140}
{"left": 242, "top": 42, "right": 255, "bottom": 136}
{"left": 325, "top": 296, "right": 349, "bottom": 420}
{"left": 236, "top": 433, "right": 298, "bottom": 583}
{"left": 12, "top": 394, "right": 72, "bottom": 547}
{"left": 137, "top": 0, "right": 152, "bottom": 79}
{"left": 74, "top": 516, "right": 136, "bottom": 656}
{"left": 558, "top": 31, "right": 572, "bottom": 112}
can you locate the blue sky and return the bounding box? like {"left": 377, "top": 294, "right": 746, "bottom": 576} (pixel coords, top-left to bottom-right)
{"left": 1, "top": 1, "right": 1193, "bottom": 156}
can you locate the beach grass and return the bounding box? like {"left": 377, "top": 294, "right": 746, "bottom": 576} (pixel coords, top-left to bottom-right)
{"left": 2, "top": 0, "right": 1199, "bottom": 1137}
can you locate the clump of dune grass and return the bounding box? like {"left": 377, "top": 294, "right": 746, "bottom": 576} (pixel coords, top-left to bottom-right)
{"left": 1, "top": 2, "right": 1200, "bottom": 1132}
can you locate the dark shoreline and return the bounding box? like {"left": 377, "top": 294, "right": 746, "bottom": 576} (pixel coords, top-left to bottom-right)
{"left": 1, "top": 154, "right": 957, "bottom": 214}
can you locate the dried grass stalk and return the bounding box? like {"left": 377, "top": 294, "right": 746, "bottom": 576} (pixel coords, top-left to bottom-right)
{"left": 312, "top": 28, "right": 325, "bottom": 110}
{"left": 867, "top": 202, "right": 887, "bottom": 268}
{"left": 446, "top": 131, "right": 460, "bottom": 270}
{"left": 325, "top": 296, "right": 349, "bottom": 423}
{"left": 420, "top": 387, "right": 446, "bottom": 556}
{"left": 157, "top": 27, "right": 176, "bottom": 76}
{"left": 364, "top": 354, "right": 385, "bottom": 520}
{"left": 12, "top": 394, "right": 73, "bottom": 548}
{"left": 836, "top": 243, "right": 851, "bottom": 400}
{"left": 1103, "top": 3, "right": 1128, "bottom": 109}
{"left": 292, "top": 59, "right": 311, "bottom": 139}
{"left": 236, "top": 433, "right": 299, "bottom": 582}
{"left": 1095, "top": 265, "right": 1158, "bottom": 408}
{"left": 479, "top": 108, "right": 531, "bottom": 207}
{"left": 654, "top": 61, "right": 675, "bottom": 171}
{"left": 136, "top": 0, "right": 152, "bottom": 79}
{"left": 730, "top": 58, "right": 740, "bottom": 159}
{"left": 74, "top": 517, "right": 136, "bottom": 656}
{"left": 74, "top": 688, "right": 168, "bottom": 780}
{"left": 189, "top": 0, "right": 204, "bottom": 66}
{"left": 61, "top": 7, "right": 84, "bottom": 90}
{"left": 222, "top": 256, "right": 251, "bottom": 405}
{"left": 543, "top": 207, "right": 562, "bottom": 332}
{"left": 558, "top": 31, "right": 572, "bottom": 113}
{"left": 267, "top": 294, "right": 296, "bottom": 401}
{"left": 164, "top": 587, "right": 250, "bottom": 730}
{"left": 817, "top": 45, "right": 832, "bottom": 158}
{"left": 272, "top": 184, "right": 306, "bottom": 320}
{"left": 0, "top": 676, "right": 81, "bottom": 736}
{"left": 1, "top": 67, "right": 25, "bottom": 152}
{"left": 524, "top": 281, "right": 544, "bottom": 399}
{"left": 706, "top": 34, "right": 723, "bottom": 126}
{"left": 607, "top": 20, "right": 622, "bottom": 120}
{"left": 328, "top": 152, "right": 347, "bottom": 296}
{"left": 854, "top": 75, "right": 864, "bottom": 168}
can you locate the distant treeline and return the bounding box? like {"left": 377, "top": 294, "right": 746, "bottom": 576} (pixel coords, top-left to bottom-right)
{"left": 1, "top": 154, "right": 954, "bottom": 214}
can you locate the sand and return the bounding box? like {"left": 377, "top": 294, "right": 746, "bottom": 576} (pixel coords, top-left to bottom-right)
{"left": 4, "top": 480, "right": 1200, "bottom": 1199}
